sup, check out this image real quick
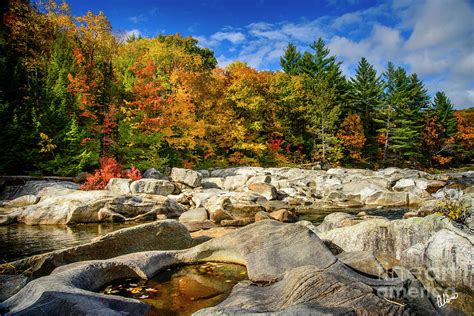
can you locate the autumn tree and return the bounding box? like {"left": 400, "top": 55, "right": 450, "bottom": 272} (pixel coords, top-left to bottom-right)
{"left": 337, "top": 113, "right": 366, "bottom": 163}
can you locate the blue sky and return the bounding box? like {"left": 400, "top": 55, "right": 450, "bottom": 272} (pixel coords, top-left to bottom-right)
{"left": 66, "top": 0, "right": 473, "bottom": 108}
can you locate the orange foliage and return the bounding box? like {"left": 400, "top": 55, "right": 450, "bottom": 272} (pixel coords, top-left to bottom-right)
{"left": 81, "top": 157, "right": 141, "bottom": 190}
{"left": 337, "top": 114, "right": 366, "bottom": 161}
{"left": 454, "top": 112, "right": 474, "bottom": 148}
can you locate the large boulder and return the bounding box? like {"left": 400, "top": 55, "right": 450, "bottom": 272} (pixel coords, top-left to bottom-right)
{"left": 319, "top": 214, "right": 449, "bottom": 259}
{"left": 248, "top": 182, "right": 277, "bottom": 200}
{"left": 106, "top": 178, "right": 131, "bottom": 195}
{"left": 130, "top": 179, "right": 175, "bottom": 196}
{"left": 401, "top": 228, "right": 473, "bottom": 291}
{"left": 0, "top": 220, "right": 192, "bottom": 278}
{"left": 170, "top": 168, "right": 202, "bottom": 188}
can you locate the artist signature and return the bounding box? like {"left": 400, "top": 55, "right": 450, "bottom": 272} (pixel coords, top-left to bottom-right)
{"left": 436, "top": 293, "right": 458, "bottom": 308}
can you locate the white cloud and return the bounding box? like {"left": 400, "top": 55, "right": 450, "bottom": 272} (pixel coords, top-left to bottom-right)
{"left": 194, "top": 0, "right": 474, "bottom": 108}
{"left": 211, "top": 32, "right": 246, "bottom": 44}
{"left": 128, "top": 15, "right": 147, "bottom": 24}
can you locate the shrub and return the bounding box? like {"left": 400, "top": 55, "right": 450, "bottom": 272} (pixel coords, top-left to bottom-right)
{"left": 81, "top": 157, "right": 141, "bottom": 190}
{"left": 435, "top": 192, "right": 468, "bottom": 225}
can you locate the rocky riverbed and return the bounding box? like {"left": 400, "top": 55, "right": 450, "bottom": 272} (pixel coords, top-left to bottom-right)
{"left": 0, "top": 166, "right": 472, "bottom": 315}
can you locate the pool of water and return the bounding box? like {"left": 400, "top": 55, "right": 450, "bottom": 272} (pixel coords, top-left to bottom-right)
{"left": 0, "top": 222, "right": 140, "bottom": 262}
{"left": 299, "top": 207, "right": 409, "bottom": 225}
{"left": 100, "top": 263, "right": 248, "bottom": 316}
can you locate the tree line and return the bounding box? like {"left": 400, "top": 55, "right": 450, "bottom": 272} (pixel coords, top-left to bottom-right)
{"left": 0, "top": 0, "right": 472, "bottom": 176}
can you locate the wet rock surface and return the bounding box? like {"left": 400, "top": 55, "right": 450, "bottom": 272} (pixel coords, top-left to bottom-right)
{"left": 0, "top": 220, "right": 433, "bottom": 315}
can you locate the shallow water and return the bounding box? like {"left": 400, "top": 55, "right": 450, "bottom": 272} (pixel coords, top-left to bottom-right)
{"left": 0, "top": 207, "right": 409, "bottom": 263}
{"left": 100, "top": 263, "right": 248, "bottom": 316}
{"left": 299, "top": 207, "right": 409, "bottom": 225}
{"left": 0, "top": 222, "right": 139, "bottom": 262}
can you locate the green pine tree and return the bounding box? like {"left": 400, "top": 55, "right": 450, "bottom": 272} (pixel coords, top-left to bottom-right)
{"left": 432, "top": 91, "right": 457, "bottom": 137}
{"left": 280, "top": 43, "right": 301, "bottom": 75}
{"left": 348, "top": 57, "right": 383, "bottom": 157}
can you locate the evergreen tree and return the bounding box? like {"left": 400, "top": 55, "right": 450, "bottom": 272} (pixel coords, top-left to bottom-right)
{"left": 432, "top": 91, "right": 457, "bottom": 136}
{"left": 348, "top": 57, "right": 383, "bottom": 157}
{"left": 378, "top": 63, "right": 429, "bottom": 166}
{"left": 302, "top": 74, "right": 342, "bottom": 164}
{"left": 280, "top": 43, "right": 301, "bottom": 75}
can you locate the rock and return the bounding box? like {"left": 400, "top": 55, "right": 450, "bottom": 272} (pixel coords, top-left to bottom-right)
{"left": 223, "top": 175, "right": 249, "bottom": 191}
{"left": 357, "top": 211, "right": 368, "bottom": 217}
{"left": 197, "top": 169, "right": 210, "bottom": 177}
{"left": 0, "top": 221, "right": 431, "bottom": 315}
{"left": 191, "top": 190, "right": 224, "bottom": 208}
{"left": 142, "top": 168, "right": 167, "bottom": 180}
{"left": 337, "top": 251, "right": 386, "bottom": 277}
{"left": 179, "top": 207, "right": 208, "bottom": 222}
{"left": 255, "top": 211, "right": 273, "bottom": 221}
{"left": 248, "top": 182, "right": 277, "bottom": 200}
{"left": 270, "top": 209, "right": 297, "bottom": 222}
{"left": 0, "top": 275, "right": 30, "bottom": 302}
{"left": 0, "top": 215, "right": 16, "bottom": 226}
{"left": 393, "top": 178, "right": 416, "bottom": 191}
{"left": 170, "top": 168, "right": 202, "bottom": 188}
{"left": 259, "top": 200, "right": 293, "bottom": 212}
{"left": 317, "top": 212, "right": 358, "bottom": 232}
{"left": 4, "top": 190, "right": 186, "bottom": 225}
{"left": 201, "top": 177, "right": 224, "bottom": 189}
{"left": 196, "top": 266, "right": 413, "bottom": 315}
{"left": 203, "top": 194, "right": 265, "bottom": 223}
{"left": 246, "top": 175, "right": 271, "bottom": 185}
{"left": 408, "top": 192, "right": 423, "bottom": 206}
{"left": 130, "top": 179, "right": 176, "bottom": 195}
{"left": 342, "top": 181, "right": 386, "bottom": 203}
{"left": 365, "top": 191, "right": 408, "bottom": 207}
{"left": 401, "top": 228, "right": 473, "bottom": 291}
{"left": 220, "top": 218, "right": 254, "bottom": 226}
{"left": 4, "top": 180, "right": 79, "bottom": 200}
{"left": 106, "top": 178, "right": 131, "bottom": 195}
{"left": 181, "top": 220, "right": 217, "bottom": 232}
{"left": 1, "top": 220, "right": 193, "bottom": 278}
{"left": 425, "top": 180, "right": 446, "bottom": 194}
{"left": 319, "top": 214, "right": 449, "bottom": 259}
{"left": 5, "top": 194, "right": 39, "bottom": 207}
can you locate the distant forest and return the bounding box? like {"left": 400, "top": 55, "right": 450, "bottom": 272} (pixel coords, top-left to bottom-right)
{"left": 1, "top": 0, "right": 473, "bottom": 176}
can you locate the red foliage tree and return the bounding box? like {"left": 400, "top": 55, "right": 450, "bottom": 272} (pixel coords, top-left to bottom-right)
{"left": 81, "top": 157, "right": 141, "bottom": 190}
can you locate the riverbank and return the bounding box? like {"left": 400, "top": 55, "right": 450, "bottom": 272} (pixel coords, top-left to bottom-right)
{"left": 0, "top": 166, "right": 472, "bottom": 315}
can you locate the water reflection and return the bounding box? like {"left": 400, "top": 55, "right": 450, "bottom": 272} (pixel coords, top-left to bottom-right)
{"left": 100, "top": 263, "right": 248, "bottom": 316}
{"left": 0, "top": 222, "right": 139, "bottom": 262}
